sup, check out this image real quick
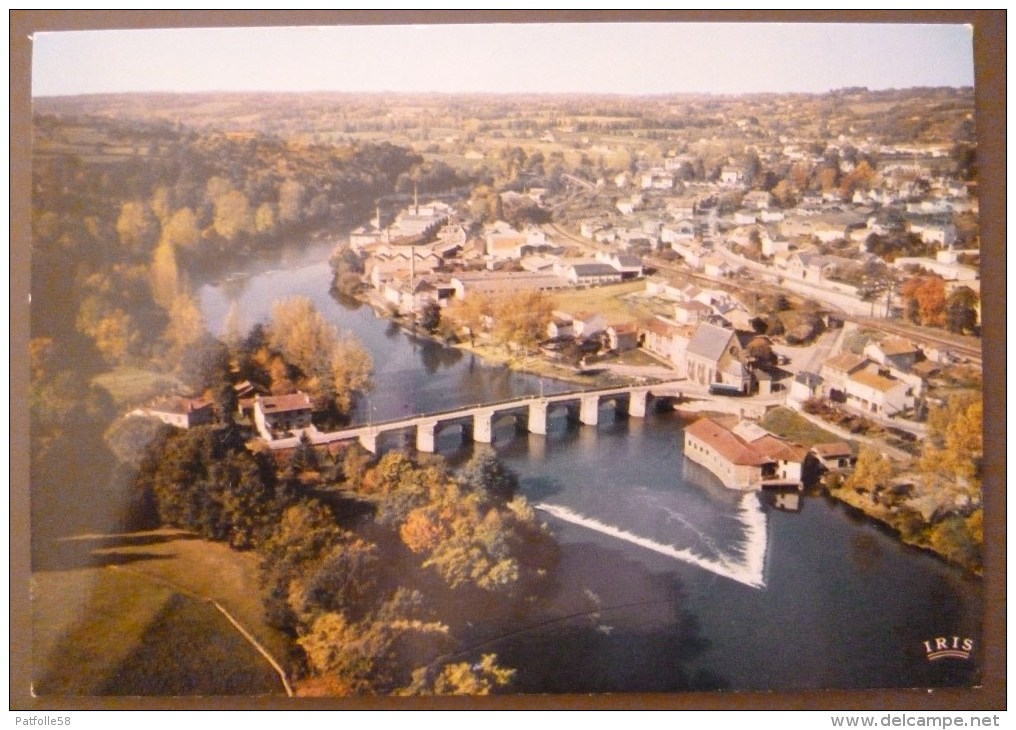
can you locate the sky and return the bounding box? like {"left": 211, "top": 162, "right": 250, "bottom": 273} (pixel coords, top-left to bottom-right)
{"left": 31, "top": 22, "right": 975, "bottom": 97}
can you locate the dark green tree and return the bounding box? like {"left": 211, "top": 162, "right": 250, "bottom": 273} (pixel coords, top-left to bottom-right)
{"left": 179, "top": 332, "right": 231, "bottom": 393}
{"left": 258, "top": 500, "right": 345, "bottom": 631}
{"left": 945, "top": 286, "right": 979, "bottom": 334}
{"left": 419, "top": 302, "right": 441, "bottom": 334}
{"left": 457, "top": 446, "right": 519, "bottom": 503}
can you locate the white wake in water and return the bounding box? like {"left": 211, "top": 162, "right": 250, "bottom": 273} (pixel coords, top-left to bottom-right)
{"left": 537, "top": 493, "right": 768, "bottom": 589}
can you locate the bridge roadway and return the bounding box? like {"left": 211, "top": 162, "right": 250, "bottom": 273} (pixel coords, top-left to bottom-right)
{"left": 266, "top": 381, "right": 688, "bottom": 453}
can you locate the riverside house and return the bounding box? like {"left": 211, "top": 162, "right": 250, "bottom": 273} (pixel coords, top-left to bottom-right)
{"left": 254, "top": 392, "right": 314, "bottom": 441}
{"left": 684, "top": 417, "right": 809, "bottom": 490}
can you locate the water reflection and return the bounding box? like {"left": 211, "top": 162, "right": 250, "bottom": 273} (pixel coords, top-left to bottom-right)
{"left": 478, "top": 540, "right": 727, "bottom": 693}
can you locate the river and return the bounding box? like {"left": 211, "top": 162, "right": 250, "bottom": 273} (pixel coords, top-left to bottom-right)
{"left": 197, "top": 237, "right": 983, "bottom": 694}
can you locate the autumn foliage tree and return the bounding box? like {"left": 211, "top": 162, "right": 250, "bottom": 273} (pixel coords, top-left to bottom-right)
{"left": 444, "top": 292, "right": 494, "bottom": 345}
{"left": 491, "top": 290, "right": 553, "bottom": 353}
{"left": 843, "top": 445, "right": 896, "bottom": 494}
{"left": 900, "top": 275, "right": 947, "bottom": 327}
{"left": 267, "top": 296, "right": 373, "bottom": 415}
{"left": 917, "top": 392, "right": 983, "bottom": 571}
{"left": 920, "top": 393, "right": 982, "bottom": 504}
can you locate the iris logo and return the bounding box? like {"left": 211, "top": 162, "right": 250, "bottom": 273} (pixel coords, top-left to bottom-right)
{"left": 923, "top": 636, "right": 974, "bottom": 661}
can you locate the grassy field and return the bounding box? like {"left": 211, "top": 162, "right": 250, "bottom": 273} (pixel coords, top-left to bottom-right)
{"left": 92, "top": 367, "right": 182, "bottom": 407}
{"left": 32, "top": 529, "right": 289, "bottom": 696}
{"left": 549, "top": 281, "right": 654, "bottom": 324}
{"left": 760, "top": 406, "right": 848, "bottom": 447}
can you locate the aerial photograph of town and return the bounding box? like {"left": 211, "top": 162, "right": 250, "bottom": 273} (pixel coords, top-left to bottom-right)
{"left": 19, "top": 15, "right": 996, "bottom": 705}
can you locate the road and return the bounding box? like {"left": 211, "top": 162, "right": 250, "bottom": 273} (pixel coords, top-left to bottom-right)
{"left": 802, "top": 328, "right": 844, "bottom": 374}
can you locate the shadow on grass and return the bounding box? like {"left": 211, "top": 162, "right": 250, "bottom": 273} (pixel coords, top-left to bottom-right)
{"left": 33, "top": 531, "right": 200, "bottom": 572}
{"left": 37, "top": 593, "right": 285, "bottom": 697}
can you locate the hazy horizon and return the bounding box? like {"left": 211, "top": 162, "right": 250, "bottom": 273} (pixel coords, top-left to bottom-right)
{"left": 32, "top": 23, "right": 975, "bottom": 98}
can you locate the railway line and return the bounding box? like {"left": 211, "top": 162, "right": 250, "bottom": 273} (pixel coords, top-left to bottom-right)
{"left": 547, "top": 222, "right": 983, "bottom": 365}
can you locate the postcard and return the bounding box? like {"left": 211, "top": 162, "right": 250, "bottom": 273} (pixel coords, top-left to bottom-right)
{"left": 14, "top": 11, "right": 1001, "bottom": 709}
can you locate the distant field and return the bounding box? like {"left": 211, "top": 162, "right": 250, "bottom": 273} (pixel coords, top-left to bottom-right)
{"left": 32, "top": 529, "right": 288, "bottom": 696}
{"left": 92, "top": 367, "right": 181, "bottom": 407}
{"left": 549, "top": 280, "right": 654, "bottom": 324}
{"left": 847, "top": 102, "right": 898, "bottom": 115}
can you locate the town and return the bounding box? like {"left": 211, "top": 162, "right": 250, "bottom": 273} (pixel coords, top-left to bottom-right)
{"left": 29, "top": 81, "right": 985, "bottom": 698}
{"left": 109, "top": 86, "right": 983, "bottom": 563}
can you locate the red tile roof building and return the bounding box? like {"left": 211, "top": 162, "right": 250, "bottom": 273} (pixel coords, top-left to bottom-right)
{"left": 684, "top": 417, "right": 808, "bottom": 490}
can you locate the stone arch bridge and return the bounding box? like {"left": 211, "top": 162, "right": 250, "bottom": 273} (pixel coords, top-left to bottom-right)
{"left": 267, "top": 383, "right": 686, "bottom": 454}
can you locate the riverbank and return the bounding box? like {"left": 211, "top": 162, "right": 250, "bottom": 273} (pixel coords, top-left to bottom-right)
{"left": 345, "top": 282, "right": 653, "bottom": 389}
{"left": 824, "top": 484, "right": 982, "bottom": 577}
{"left": 673, "top": 404, "right": 981, "bottom": 578}
{"left": 339, "top": 276, "right": 980, "bottom": 577}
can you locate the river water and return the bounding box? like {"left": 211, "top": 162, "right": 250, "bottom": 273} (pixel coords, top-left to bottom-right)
{"left": 198, "top": 238, "right": 983, "bottom": 694}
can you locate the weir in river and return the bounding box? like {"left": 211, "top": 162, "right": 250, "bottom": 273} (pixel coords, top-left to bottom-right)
{"left": 536, "top": 490, "right": 768, "bottom": 589}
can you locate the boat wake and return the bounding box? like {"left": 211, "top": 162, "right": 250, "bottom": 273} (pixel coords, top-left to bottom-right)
{"left": 536, "top": 493, "right": 767, "bottom": 589}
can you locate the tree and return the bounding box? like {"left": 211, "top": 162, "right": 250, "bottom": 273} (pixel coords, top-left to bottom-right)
{"left": 164, "top": 293, "right": 206, "bottom": 361}
{"left": 287, "top": 536, "right": 382, "bottom": 624}
{"left": 945, "top": 287, "right": 979, "bottom": 334}
{"left": 269, "top": 296, "right": 337, "bottom": 377}
{"left": 137, "top": 426, "right": 281, "bottom": 550}
{"left": 330, "top": 246, "right": 366, "bottom": 297}
{"left": 742, "top": 149, "right": 762, "bottom": 187}
{"left": 161, "top": 207, "right": 201, "bottom": 250}
{"left": 331, "top": 333, "right": 374, "bottom": 414}
{"left": 492, "top": 291, "right": 553, "bottom": 353}
{"left": 268, "top": 298, "right": 372, "bottom": 413}
{"left": 339, "top": 442, "right": 375, "bottom": 492}
{"left": 419, "top": 302, "right": 441, "bottom": 334}
{"left": 258, "top": 500, "right": 346, "bottom": 631}
{"left": 858, "top": 261, "right": 898, "bottom": 318}
{"left": 920, "top": 393, "right": 982, "bottom": 502}
{"left": 150, "top": 241, "right": 180, "bottom": 311}
{"left": 445, "top": 292, "right": 493, "bottom": 346}
{"left": 900, "top": 276, "right": 947, "bottom": 327}
{"left": 401, "top": 654, "right": 515, "bottom": 696}
{"left": 92, "top": 308, "right": 140, "bottom": 365}
{"left": 178, "top": 332, "right": 231, "bottom": 393}
{"left": 255, "top": 202, "right": 277, "bottom": 236}
{"left": 361, "top": 451, "right": 445, "bottom": 526}
{"left": 116, "top": 200, "right": 158, "bottom": 253}
{"left": 771, "top": 179, "right": 796, "bottom": 208}
{"left": 746, "top": 336, "right": 776, "bottom": 365}
{"left": 150, "top": 186, "right": 174, "bottom": 223}
{"left": 291, "top": 431, "right": 320, "bottom": 474}
{"left": 278, "top": 178, "right": 305, "bottom": 223}
{"left": 843, "top": 445, "right": 895, "bottom": 494}
{"left": 412, "top": 492, "right": 557, "bottom": 598}
{"left": 213, "top": 189, "right": 255, "bottom": 241}
{"left": 457, "top": 446, "right": 519, "bottom": 503}
{"left": 839, "top": 160, "right": 876, "bottom": 200}
{"left": 297, "top": 608, "right": 452, "bottom": 696}
{"left": 818, "top": 167, "right": 839, "bottom": 195}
